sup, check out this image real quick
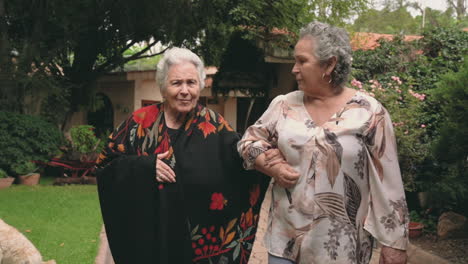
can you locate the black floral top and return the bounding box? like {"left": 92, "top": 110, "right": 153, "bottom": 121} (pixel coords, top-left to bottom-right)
{"left": 97, "top": 103, "right": 267, "bottom": 264}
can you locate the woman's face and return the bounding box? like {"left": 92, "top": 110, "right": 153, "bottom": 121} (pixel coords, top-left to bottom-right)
{"left": 163, "top": 62, "right": 201, "bottom": 114}
{"left": 292, "top": 37, "right": 326, "bottom": 94}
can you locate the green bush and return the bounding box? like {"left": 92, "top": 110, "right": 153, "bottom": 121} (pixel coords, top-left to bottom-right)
{"left": 350, "top": 76, "right": 428, "bottom": 191}
{"left": 11, "top": 161, "right": 38, "bottom": 176}
{"left": 424, "top": 56, "right": 468, "bottom": 213}
{"left": 0, "top": 169, "right": 8, "bottom": 178}
{"left": 69, "top": 125, "right": 102, "bottom": 155}
{"left": 0, "top": 111, "right": 63, "bottom": 174}
{"left": 351, "top": 27, "right": 468, "bottom": 216}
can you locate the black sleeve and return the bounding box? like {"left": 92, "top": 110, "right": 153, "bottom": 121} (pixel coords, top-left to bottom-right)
{"left": 96, "top": 155, "right": 157, "bottom": 264}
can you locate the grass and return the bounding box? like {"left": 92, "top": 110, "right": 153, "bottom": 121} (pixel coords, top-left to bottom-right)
{"left": 0, "top": 176, "right": 102, "bottom": 264}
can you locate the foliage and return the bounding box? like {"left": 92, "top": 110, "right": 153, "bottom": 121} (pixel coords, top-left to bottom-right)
{"left": 1, "top": 0, "right": 214, "bottom": 126}
{"left": 351, "top": 3, "right": 466, "bottom": 35}
{"left": 423, "top": 57, "right": 468, "bottom": 213}
{"left": 305, "top": 0, "right": 368, "bottom": 27}
{"left": 121, "top": 46, "right": 162, "bottom": 71}
{"left": 0, "top": 168, "right": 8, "bottom": 178}
{"left": 0, "top": 183, "right": 101, "bottom": 264}
{"left": 1, "top": 0, "right": 370, "bottom": 126}
{"left": 0, "top": 111, "right": 63, "bottom": 174}
{"left": 352, "top": 7, "right": 419, "bottom": 34}
{"left": 11, "top": 161, "right": 38, "bottom": 176}
{"left": 68, "top": 125, "right": 104, "bottom": 161}
{"left": 213, "top": 32, "right": 272, "bottom": 96}
{"left": 350, "top": 76, "right": 428, "bottom": 191}
{"left": 409, "top": 210, "right": 438, "bottom": 233}
{"left": 351, "top": 26, "right": 468, "bottom": 214}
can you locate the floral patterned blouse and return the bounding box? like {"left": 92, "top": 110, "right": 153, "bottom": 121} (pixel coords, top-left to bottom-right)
{"left": 238, "top": 91, "right": 409, "bottom": 264}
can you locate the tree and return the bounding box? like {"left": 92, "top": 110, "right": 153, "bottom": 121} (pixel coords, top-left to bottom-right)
{"left": 1, "top": 0, "right": 369, "bottom": 129}
{"left": 1, "top": 0, "right": 199, "bottom": 126}
{"left": 352, "top": 6, "right": 420, "bottom": 34}
{"left": 446, "top": 0, "right": 467, "bottom": 21}
{"left": 304, "top": 0, "right": 368, "bottom": 26}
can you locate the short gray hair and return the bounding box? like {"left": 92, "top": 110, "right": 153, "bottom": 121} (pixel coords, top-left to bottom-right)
{"left": 299, "top": 21, "right": 352, "bottom": 91}
{"left": 156, "top": 47, "right": 206, "bottom": 94}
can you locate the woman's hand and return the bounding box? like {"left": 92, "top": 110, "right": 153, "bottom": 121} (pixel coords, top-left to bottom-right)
{"left": 271, "top": 163, "right": 300, "bottom": 188}
{"left": 379, "top": 246, "right": 407, "bottom": 264}
{"left": 155, "top": 151, "right": 176, "bottom": 183}
{"left": 264, "top": 148, "right": 287, "bottom": 167}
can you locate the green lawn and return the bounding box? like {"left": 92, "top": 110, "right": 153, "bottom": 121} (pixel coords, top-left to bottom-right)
{"left": 0, "top": 177, "right": 102, "bottom": 264}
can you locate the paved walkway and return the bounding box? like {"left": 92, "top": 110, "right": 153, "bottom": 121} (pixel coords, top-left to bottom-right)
{"left": 96, "top": 183, "right": 451, "bottom": 264}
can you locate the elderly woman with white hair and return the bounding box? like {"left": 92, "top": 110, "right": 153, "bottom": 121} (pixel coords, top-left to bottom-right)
{"left": 238, "top": 22, "right": 409, "bottom": 264}
{"left": 97, "top": 47, "right": 266, "bottom": 264}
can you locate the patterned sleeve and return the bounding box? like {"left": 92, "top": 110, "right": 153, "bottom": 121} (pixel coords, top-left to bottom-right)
{"left": 363, "top": 104, "right": 409, "bottom": 250}
{"left": 237, "top": 95, "right": 285, "bottom": 170}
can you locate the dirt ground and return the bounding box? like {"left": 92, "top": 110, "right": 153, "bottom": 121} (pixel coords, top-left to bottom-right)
{"left": 410, "top": 233, "right": 468, "bottom": 264}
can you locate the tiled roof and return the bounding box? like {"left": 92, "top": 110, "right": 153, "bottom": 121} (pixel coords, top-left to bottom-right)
{"left": 351, "top": 32, "right": 423, "bottom": 50}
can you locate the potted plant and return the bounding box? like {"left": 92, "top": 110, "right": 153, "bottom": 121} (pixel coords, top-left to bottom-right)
{"left": 409, "top": 210, "right": 426, "bottom": 239}
{"left": 12, "top": 161, "right": 41, "bottom": 185}
{"left": 0, "top": 168, "right": 15, "bottom": 189}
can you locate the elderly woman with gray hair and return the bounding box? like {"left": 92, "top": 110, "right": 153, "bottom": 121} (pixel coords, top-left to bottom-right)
{"left": 97, "top": 47, "right": 266, "bottom": 264}
{"left": 238, "top": 22, "right": 408, "bottom": 264}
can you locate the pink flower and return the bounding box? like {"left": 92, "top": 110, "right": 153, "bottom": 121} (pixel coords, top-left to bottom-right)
{"left": 409, "top": 89, "right": 426, "bottom": 101}
{"left": 421, "top": 124, "right": 426, "bottom": 128}
{"left": 391, "top": 76, "right": 402, "bottom": 85}
{"left": 351, "top": 79, "right": 363, "bottom": 89}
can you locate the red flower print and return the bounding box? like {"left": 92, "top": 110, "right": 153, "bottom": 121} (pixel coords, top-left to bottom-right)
{"left": 240, "top": 208, "right": 254, "bottom": 231}
{"left": 154, "top": 131, "right": 170, "bottom": 154}
{"left": 210, "top": 193, "right": 227, "bottom": 210}
{"left": 198, "top": 121, "right": 216, "bottom": 138}
{"left": 209, "top": 225, "right": 215, "bottom": 232}
{"left": 206, "top": 233, "right": 212, "bottom": 240}
{"left": 198, "top": 238, "right": 205, "bottom": 245}
{"left": 198, "top": 112, "right": 216, "bottom": 138}
{"left": 211, "top": 237, "right": 217, "bottom": 243}
{"left": 132, "top": 105, "right": 159, "bottom": 128}
{"left": 192, "top": 242, "right": 197, "bottom": 249}
{"left": 201, "top": 227, "right": 207, "bottom": 234}
{"left": 195, "top": 248, "right": 202, "bottom": 255}
{"left": 249, "top": 184, "right": 260, "bottom": 206}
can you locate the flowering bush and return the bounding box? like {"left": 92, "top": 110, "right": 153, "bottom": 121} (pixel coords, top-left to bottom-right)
{"left": 351, "top": 27, "right": 467, "bottom": 213}
{"left": 350, "top": 75, "right": 429, "bottom": 191}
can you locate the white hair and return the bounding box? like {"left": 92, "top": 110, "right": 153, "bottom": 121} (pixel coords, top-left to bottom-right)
{"left": 156, "top": 47, "right": 206, "bottom": 94}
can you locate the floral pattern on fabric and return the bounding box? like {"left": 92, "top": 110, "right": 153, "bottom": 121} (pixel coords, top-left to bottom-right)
{"left": 238, "top": 91, "right": 409, "bottom": 264}
{"left": 97, "top": 103, "right": 264, "bottom": 264}
{"left": 192, "top": 186, "right": 261, "bottom": 264}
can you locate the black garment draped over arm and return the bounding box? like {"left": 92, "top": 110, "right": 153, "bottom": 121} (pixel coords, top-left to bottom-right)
{"left": 96, "top": 104, "right": 268, "bottom": 264}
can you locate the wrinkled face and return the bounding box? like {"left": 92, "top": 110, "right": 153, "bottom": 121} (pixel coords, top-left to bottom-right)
{"left": 163, "top": 62, "right": 201, "bottom": 114}
{"left": 292, "top": 37, "right": 325, "bottom": 94}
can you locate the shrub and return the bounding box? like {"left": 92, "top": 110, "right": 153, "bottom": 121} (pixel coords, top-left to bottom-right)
{"left": 69, "top": 125, "right": 102, "bottom": 154}
{"left": 424, "top": 56, "right": 468, "bottom": 213}
{"left": 11, "top": 161, "right": 38, "bottom": 176}
{"left": 350, "top": 76, "right": 429, "bottom": 191}
{"left": 0, "top": 111, "right": 63, "bottom": 174}
{"left": 0, "top": 169, "right": 8, "bottom": 178}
